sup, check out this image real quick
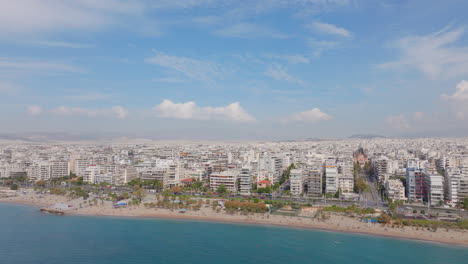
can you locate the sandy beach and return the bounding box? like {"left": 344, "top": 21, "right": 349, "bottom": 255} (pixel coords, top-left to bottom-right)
{"left": 1, "top": 193, "right": 468, "bottom": 246}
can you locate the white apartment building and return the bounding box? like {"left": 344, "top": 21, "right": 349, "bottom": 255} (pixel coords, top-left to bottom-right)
{"left": 337, "top": 174, "right": 354, "bottom": 193}
{"left": 94, "top": 173, "right": 115, "bottom": 185}
{"left": 407, "top": 158, "right": 421, "bottom": 169}
{"left": 446, "top": 172, "right": 461, "bottom": 205}
{"left": 74, "top": 158, "right": 93, "bottom": 177}
{"left": 385, "top": 179, "right": 406, "bottom": 201}
{"left": 239, "top": 168, "right": 252, "bottom": 195}
{"left": 28, "top": 161, "right": 51, "bottom": 181}
{"left": 50, "top": 160, "right": 70, "bottom": 179}
{"left": 325, "top": 165, "right": 338, "bottom": 194}
{"left": 83, "top": 165, "right": 101, "bottom": 184}
{"left": 0, "top": 163, "right": 27, "bottom": 178}
{"left": 446, "top": 167, "right": 468, "bottom": 204}
{"left": 290, "top": 169, "right": 303, "bottom": 196}
{"left": 258, "top": 156, "right": 282, "bottom": 177}
{"left": 425, "top": 174, "right": 444, "bottom": 206}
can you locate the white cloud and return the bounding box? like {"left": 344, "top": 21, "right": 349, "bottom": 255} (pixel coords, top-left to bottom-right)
{"left": 441, "top": 80, "right": 468, "bottom": 120}
{"left": 151, "top": 0, "right": 218, "bottom": 9}
{"left": 308, "top": 22, "right": 352, "bottom": 38}
{"left": 27, "top": 105, "right": 43, "bottom": 116}
{"left": 308, "top": 39, "right": 339, "bottom": 57}
{"left": 442, "top": 80, "right": 468, "bottom": 101}
{"left": 265, "top": 65, "right": 304, "bottom": 85}
{"left": 33, "top": 41, "right": 94, "bottom": 48}
{"left": 359, "top": 86, "right": 375, "bottom": 95}
{"left": 386, "top": 114, "right": 411, "bottom": 131}
{"left": 386, "top": 80, "right": 468, "bottom": 134}
{"left": 264, "top": 54, "right": 310, "bottom": 64}
{"left": 192, "top": 16, "right": 221, "bottom": 25}
{"left": 151, "top": 77, "right": 189, "bottom": 83}
{"left": 0, "top": 58, "right": 85, "bottom": 75}
{"left": 0, "top": 0, "right": 351, "bottom": 39}
{"left": 225, "top": 0, "right": 351, "bottom": 19}
{"left": 214, "top": 23, "right": 288, "bottom": 39}
{"left": 111, "top": 106, "right": 129, "bottom": 119}
{"left": 0, "top": 0, "right": 146, "bottom": 36}
{"left": 378, "top": 27, "right": 468, "bottom": 79}
{"left": 145, "top": 51, "right": 223, "bottom": 82}
{"left": 281, "top": 108, "right": 333, "bottom": 123}
{"left": 153, "top": 99, "right": 255, "bottom": 123}
{"left": 50, "top": 106, "right": 128, "bottom": 119}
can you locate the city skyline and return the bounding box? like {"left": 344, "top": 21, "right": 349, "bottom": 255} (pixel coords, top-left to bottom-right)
{"left": 1, "top": 0, "right": 468, "bottom": 139}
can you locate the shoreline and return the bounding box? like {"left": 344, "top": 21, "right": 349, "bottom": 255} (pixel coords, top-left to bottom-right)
{"left": 1, "top": 198, "right": 467, "bottom": 247}
{"left": 71, "top": 210, "right": 468, "bottom": 247}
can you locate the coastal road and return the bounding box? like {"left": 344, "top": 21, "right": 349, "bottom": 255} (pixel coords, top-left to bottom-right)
{"left": 358, "top": 170, "right": 382, "bottom": 206}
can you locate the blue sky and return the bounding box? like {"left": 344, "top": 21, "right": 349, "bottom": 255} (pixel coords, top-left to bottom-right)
{"left": 1, "top": 0, "right": 468, "bottom": 140}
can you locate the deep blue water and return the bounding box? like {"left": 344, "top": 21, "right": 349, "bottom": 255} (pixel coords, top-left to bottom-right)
{"left": 0, "top": 203, "right": 467, "bottom": 264}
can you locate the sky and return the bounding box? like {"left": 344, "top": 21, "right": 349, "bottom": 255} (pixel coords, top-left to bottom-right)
{"left": 1, "top": 0, "right": 468, "bottom": 140}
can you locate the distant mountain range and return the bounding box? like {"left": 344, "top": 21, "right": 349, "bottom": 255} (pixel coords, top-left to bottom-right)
{"left": 348, "top": 134, "right": 387, "bottom": 139}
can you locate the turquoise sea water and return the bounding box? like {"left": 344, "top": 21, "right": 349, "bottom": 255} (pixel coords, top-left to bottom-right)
{"left": 0, "top": 203, "right": 467, "bottom": 264}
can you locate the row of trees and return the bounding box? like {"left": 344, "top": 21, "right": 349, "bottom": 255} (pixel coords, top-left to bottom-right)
{"left": 378, "top": 213, "right": 468, "bottom": 230}
{"left": 279, "top": 163, "right": 296, "bottom": 186}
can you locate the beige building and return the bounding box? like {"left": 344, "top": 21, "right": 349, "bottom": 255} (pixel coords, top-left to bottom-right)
{"left": 210, "top": 170, "right": 238, "bottom": 192}
{"left": 385, "top": 179, "right": 406, "bottom": 201}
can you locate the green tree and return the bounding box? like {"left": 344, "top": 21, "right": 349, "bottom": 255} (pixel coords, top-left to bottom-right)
{"left": 354, "top": 177, "right": 368, "bottom": 194}
{"left": 279, "top": 163, "right": 296, "bottom": 185}
{"left": 76, "top": 177, "right": 84, "bottom": 186}
{"left": 334, "top": 189, "right": 340, "bottom": 198}
{"left": 364, "top": 162, "right": 371, "bottom": 174}
{"left": 217, "top": 184, "right": 227, "bottom": 194}
{"left": 10, "top": 184, "right": 18, "bottom": 190}
{"left": 378, "top": 213, "right": 392, "bottom": 224}
{"left": 257, "top": 186, "right": 272, "bottom": 194}
{"left": 128, "top": 178, "right": 143, "bottom": 187}
{"left": 463, "top": 197, "right": 468, "bottom": 210}
{"left": 388, "top": 199, "right": 404, "bottom": 215}
{"left": 134, "top": 187, "right": 143, "bottom": 201}
{"left": 353, "top": 162, "right": 361, "bottom": 177}
{"left": 74, "top": 188, "right": 89, "bottom": 199}
{"left": 193, "top": 180, "right": 203, "bottom": 191}
{"left": 272, "top": 182, "right": 280, "bottom": 190}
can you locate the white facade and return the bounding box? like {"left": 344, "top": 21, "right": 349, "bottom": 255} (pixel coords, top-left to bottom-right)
{"left": 425, "top": 174, "right": 444, "bottom": 206}
{"left": 51, "top": 160, "right": 70, "bottom": 179}
{"left": 337, "top": 175, "right": 354, "bottom": 193}
{"left": 290, "top": 169, "right": 303, "bottom": 196}
{"left": 325, "top": 165, "right": 338, "bottom": 194}
{"left": 239, "top": 168, "right": 252, "bottom": 195}
{"left": 385, "top": 179, "right": 406, "bottom": 201}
